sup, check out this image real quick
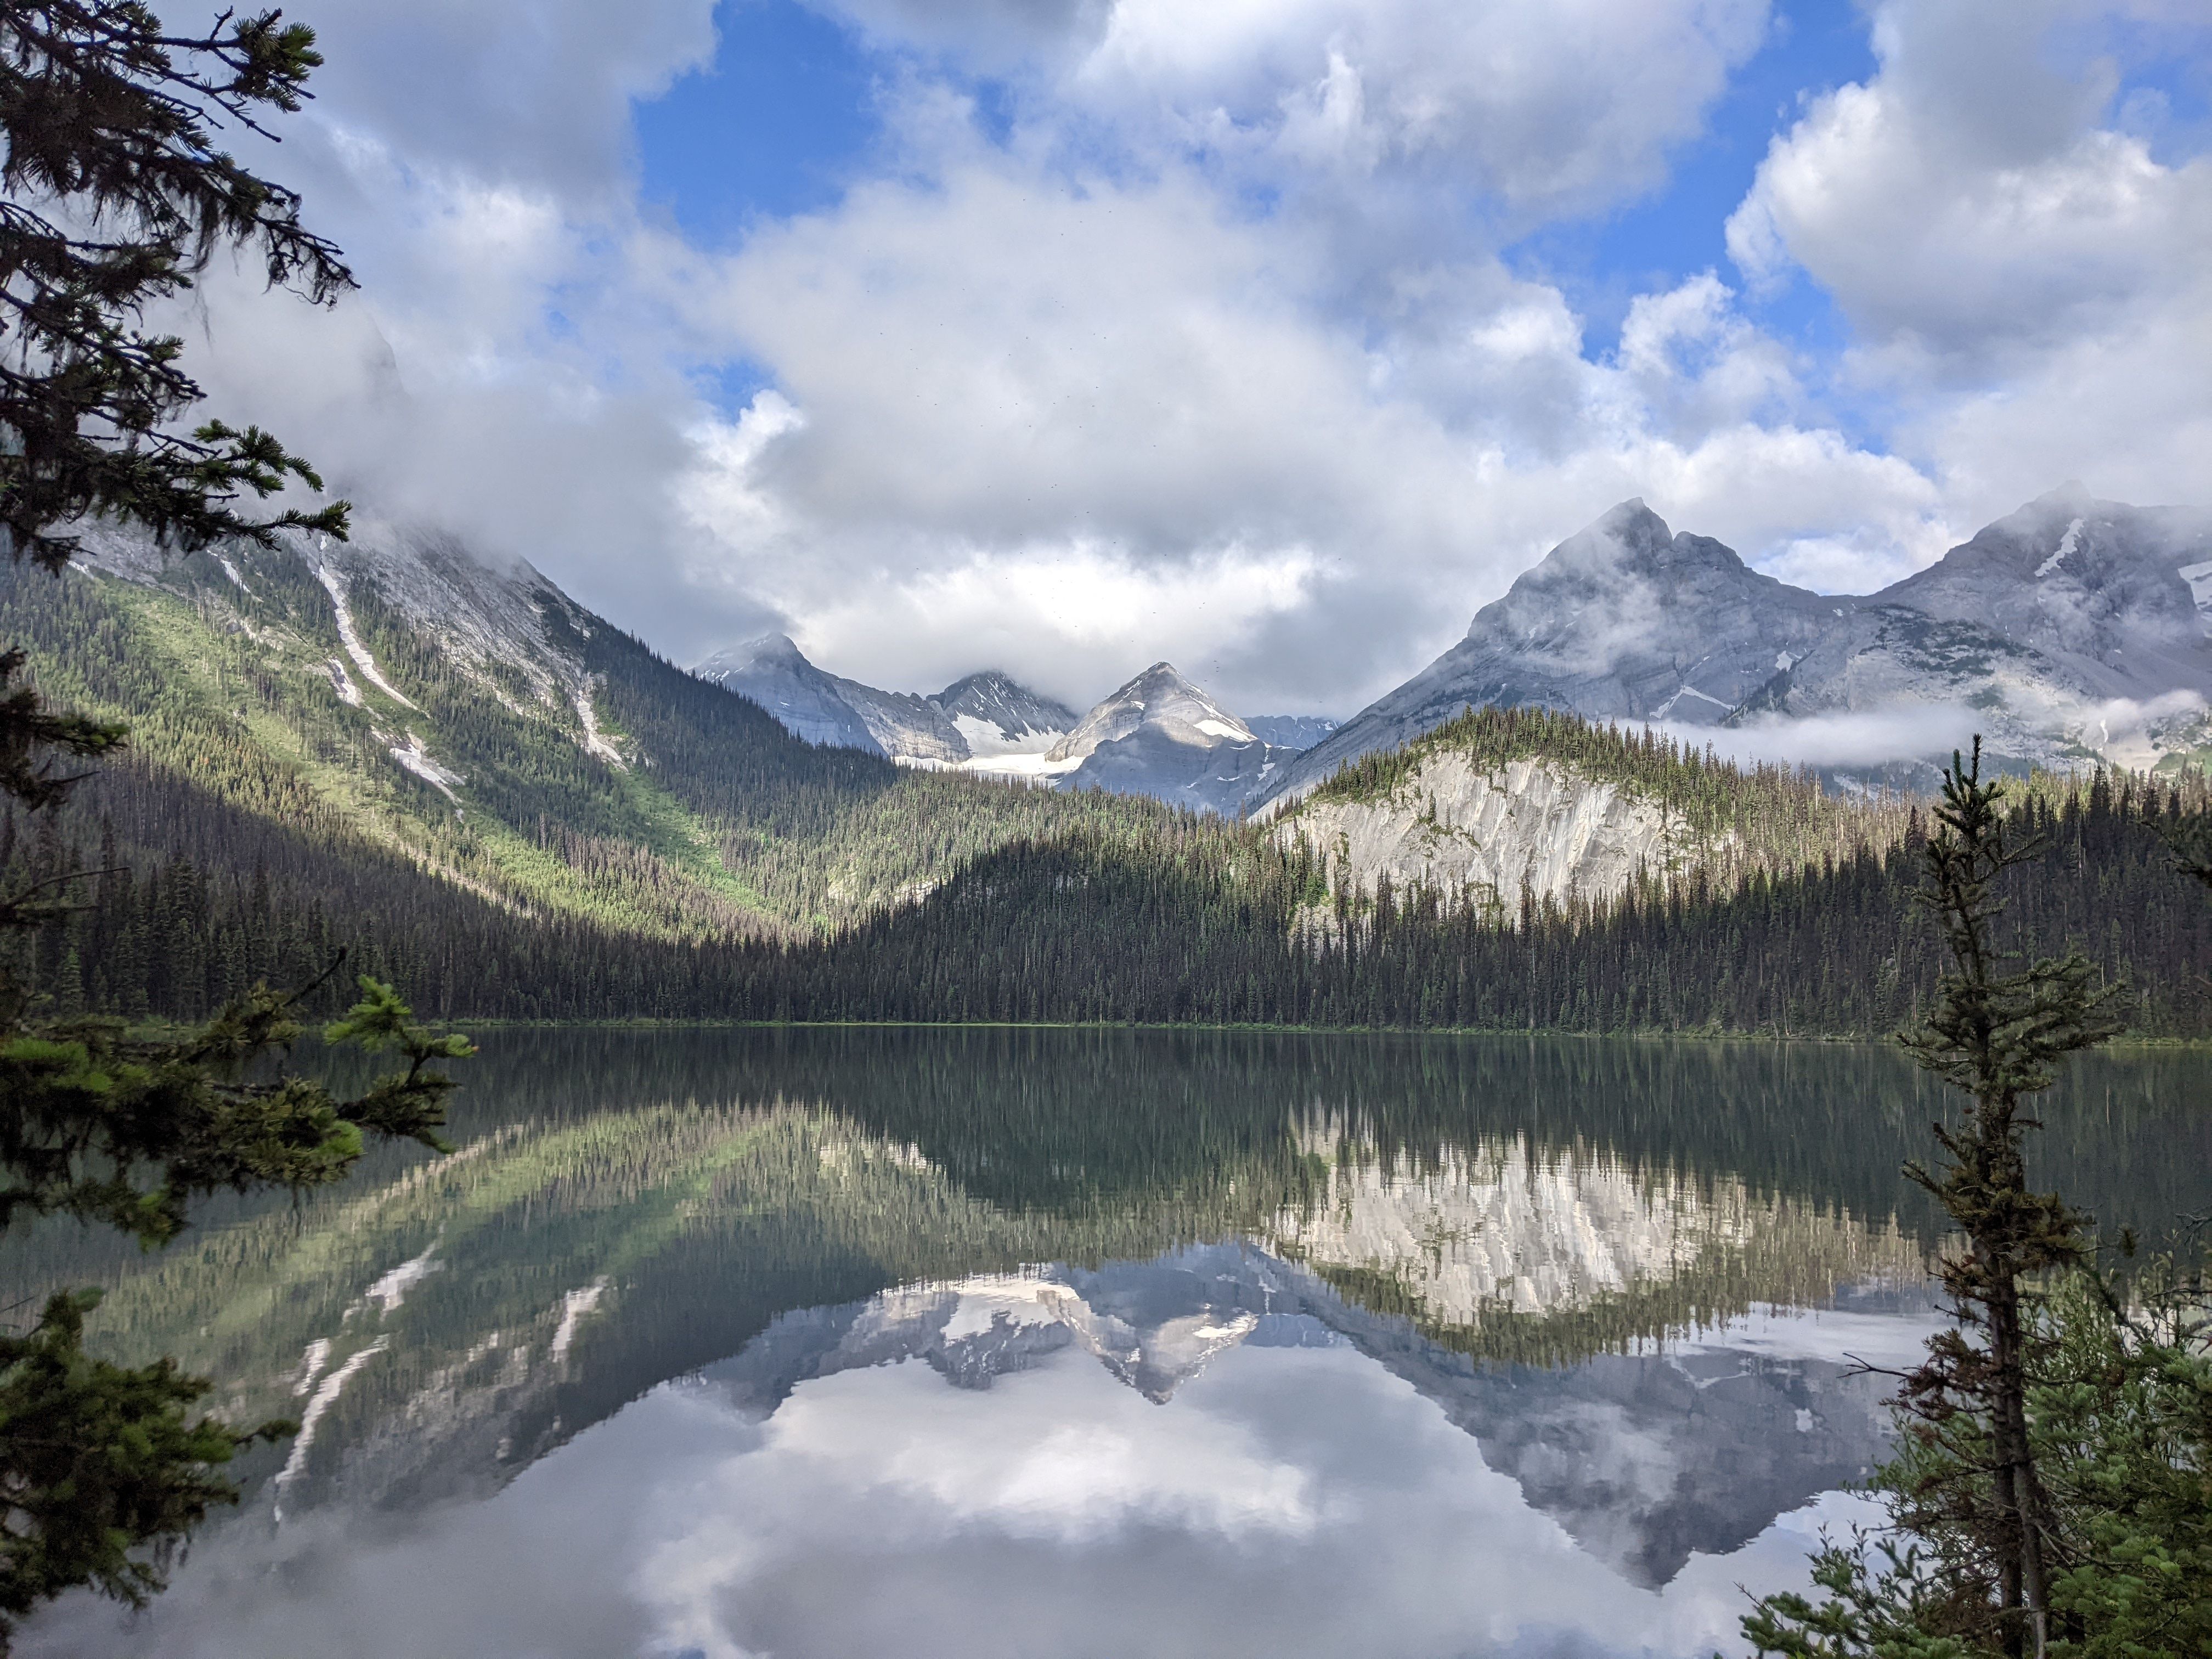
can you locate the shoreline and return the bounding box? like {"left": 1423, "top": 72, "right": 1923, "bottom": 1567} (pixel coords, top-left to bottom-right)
{"left": 397, "top": 1017, "right": 2212, "bottom": 1052}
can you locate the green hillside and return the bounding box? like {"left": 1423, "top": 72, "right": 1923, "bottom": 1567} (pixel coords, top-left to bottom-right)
{"left": 7, "top": 540, "right": 2212, "bottom": 1039}
{"left": 0, "top": 539, "right": 1176, "bottom": 945}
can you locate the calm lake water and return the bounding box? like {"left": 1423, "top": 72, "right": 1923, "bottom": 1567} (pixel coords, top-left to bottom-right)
{"left": 15, "top": 1028, "right": 2212, "bottom": 1659}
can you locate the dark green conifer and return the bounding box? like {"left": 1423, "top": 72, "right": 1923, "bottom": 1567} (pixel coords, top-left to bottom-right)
{"left": 1888, "top": 740, "right": 2124, "bottom": 1656}
{"left": 0, "top": 4, "right": 470, "bottom": 1645}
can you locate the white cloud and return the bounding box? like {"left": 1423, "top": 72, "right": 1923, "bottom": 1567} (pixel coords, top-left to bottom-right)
{"left": 23, "top": 1334, "right": 1892, "bottom": 1659}
{"left": 286, "top": 0, "right": 718, "bottom": 200}
{"left": 826, "top": 0, "right": 1773, "bottom": 225}
{"left": 112, "top": 0, "right": 2209, "bottom": 719}
{"left": 664, "top": 128, "right": 1948, "bottom": 710}
{"left": 1683, "top": 704, "right": 1982, "bottom": 769}
{"left": 1726, "top": 0, "right": 2212, "bottom": 533}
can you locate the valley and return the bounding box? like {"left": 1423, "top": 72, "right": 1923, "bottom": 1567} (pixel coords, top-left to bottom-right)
{"left": 8, "top": 490, "right": 2212, "bottom": 1037}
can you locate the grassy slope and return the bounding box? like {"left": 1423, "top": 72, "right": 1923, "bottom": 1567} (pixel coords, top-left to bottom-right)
{"left": 0, "top": 545, "right": 1181, "bottom": 944}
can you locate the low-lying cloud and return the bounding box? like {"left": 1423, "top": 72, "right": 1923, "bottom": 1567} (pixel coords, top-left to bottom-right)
{"left": 1674, "top": 706, "right": 1983, "bottom": 770}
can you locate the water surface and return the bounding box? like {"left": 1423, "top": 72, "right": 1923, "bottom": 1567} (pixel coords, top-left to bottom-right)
{"left": 16, "top": 1029, "right": 2212, "bottom": 1658}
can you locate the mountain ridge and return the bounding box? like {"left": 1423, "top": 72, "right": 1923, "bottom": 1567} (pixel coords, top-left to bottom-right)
{"left": 1255, "top": 488, "right": 2212, "bottom": 810}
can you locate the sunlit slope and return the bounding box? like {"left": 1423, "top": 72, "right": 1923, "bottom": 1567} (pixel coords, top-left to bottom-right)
{"left": 0, "top": 526, "right": 1179, "bottom": 942}
{"left": 1269, "top": 704, "right": 1916, "bottom": 914}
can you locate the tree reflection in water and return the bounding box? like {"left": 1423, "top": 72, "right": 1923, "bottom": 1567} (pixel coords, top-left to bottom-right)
{"left": 15, "top": 1028, "right": 2210, "bottom": 1657}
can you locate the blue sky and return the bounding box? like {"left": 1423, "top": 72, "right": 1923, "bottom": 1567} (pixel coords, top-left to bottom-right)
{"left": 188, "top": 0, "right": 2212, "bottom": 713}
{"left": 635, "top": 0, "right": 1882, "bottom": 400}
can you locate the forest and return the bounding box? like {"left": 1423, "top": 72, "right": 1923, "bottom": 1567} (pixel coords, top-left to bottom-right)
{"left": 5, "top": 710, "right": 2209, "bottom": 1039}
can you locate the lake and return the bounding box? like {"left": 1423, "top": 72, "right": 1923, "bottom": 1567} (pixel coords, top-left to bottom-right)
{"left": 15, "top": 1028, "right": 2212, "bottom": 1658}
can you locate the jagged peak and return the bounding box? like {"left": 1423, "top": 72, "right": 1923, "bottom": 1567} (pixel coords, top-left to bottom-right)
{"left": 696, "top": 631, "right": 808, "bottom": 674}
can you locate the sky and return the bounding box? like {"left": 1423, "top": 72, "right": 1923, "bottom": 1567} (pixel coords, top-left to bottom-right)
{"left": 168, "top": 0, "right": 2212, "bottom": 718}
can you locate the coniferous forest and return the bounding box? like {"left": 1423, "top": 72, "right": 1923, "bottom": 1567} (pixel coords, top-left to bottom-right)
{"left": 7, "top": 721, "right": 2209, "bottom": 1038}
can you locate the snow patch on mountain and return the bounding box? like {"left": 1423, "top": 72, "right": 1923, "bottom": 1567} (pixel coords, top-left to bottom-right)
{"left": 691, "top": 641, "right": 1076, "bottom": 771}
{"left": 386, "top": 731, "right": 464, "bottom": 801}
{"left": 1246, "top": 714, "right": 1340, "bottom": 751}
{"left": 2035, "top": 517, "right": 2085, "bottom": 578}
{"left": 76, "top": 514, "right": 641, "bottom": 780}
{"left": 313, "top": 562, "right": 419, "bottom": 710}
{"left": 1260, "top": 489, "right": 2212, "bottom": 808}
{"left": 934, "top": 671, "right": 1076, "bottom": 755}
{"left": 1043, "top": 662, "right": 1294, "bottom": 815}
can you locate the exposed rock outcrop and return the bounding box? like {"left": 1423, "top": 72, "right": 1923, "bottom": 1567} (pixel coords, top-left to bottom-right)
{"left": 1273, "top": 752, "right": 1696, "bottom": 912}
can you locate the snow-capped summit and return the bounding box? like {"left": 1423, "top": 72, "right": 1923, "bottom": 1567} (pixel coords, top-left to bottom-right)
{"left": 931, "top": 670, "right": 1077, "bottom": 759}
{"left": 1047, "top": 662, "right": 1256, "bottom": 762}
{"left": 1046, "top": 663, "right": 1293, "bottom": 815}
{"left": 1256, "top": 490, "right": 2212, "bottom": 810}
{"left": 688, "top": 644, "right": 1286, "bottom": 812}
{"left": 1737, "top": 489, "right": 2212, "bottom": 774}
{"left": 690, "top": 639, "right": 1071, "bottom": 771}
{"left": 1255, "top": 499, "right": 1843, "bottom": 810}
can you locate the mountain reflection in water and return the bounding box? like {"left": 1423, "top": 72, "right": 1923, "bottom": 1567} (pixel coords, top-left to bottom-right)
{"left": 15, "top": 1028, "right": 2212, "bottom": 1658}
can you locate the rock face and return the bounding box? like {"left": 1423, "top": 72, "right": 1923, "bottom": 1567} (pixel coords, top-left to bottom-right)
{"left": 1272, "top": 1124, "right": 1752, "bottom": 1322}
{"left": 1274, "top": 753, "right": 1687, "bottom": 912}
{"left": 1261, "top": 500, "right": 1842, "bottom": 806}
{"left": 1246, "top": 714, "right": 1340, "bottom": 750}
{"left": 691, "top": 640, "right": 1084, "bottom": 769}
{"left": 695, "top": 644, "right": 1295, "bottom": 814}
{"left": 933, "top": 670, "right": 1079, "bottom": 758}
{"left": 1754, "top": 488, "right": 2212, "bottom": 770}
{"left": 692, "top": 634, "right": 970, "bottom": 760}
{"left": 1045, "top": 661, "right": 1297, "bottom": 815}
{"left": 1258, "top": 489, "right": 2212, "bottom": 808}
{"left": 78, "top": 514, "right": 628, "bottom": 788}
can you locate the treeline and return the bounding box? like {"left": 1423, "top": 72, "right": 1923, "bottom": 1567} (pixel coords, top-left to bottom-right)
{"left": 7, "top": 747, "right": 2211, "bottom": 1039}
{"left": 742, "top": 770, "right": 2212, "bottom": 1036}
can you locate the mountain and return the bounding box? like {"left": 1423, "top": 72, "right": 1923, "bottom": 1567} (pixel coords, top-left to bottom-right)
{"left": 691, "top": 633, "right": 969, "bottom": 761}
{"left": 52, "top": 1029, "right": 1919, "bottom": 1591}
{"left": 1257, "top": 489, "right": 2212, "bottom": 810}
{"left": 1245, "top": 714, "right": 1339, "bottom": 749}
{"left": 1750, "top": 488, "right": 2212, "bottom": 768}
{"left": 1043, "top": 661, "right": 1297, "bottom": 815}
{"left": 692, "top": 641, "right": 1288, "bottom": 814}
{"left": 11, "top": 517, "right": 1169, "bottom": 956}
{"left": 933, "top": 670, "right": 1080, "bottom": 757}
{"left": 690, "top": 637, "right": 1075, "bottom": 775}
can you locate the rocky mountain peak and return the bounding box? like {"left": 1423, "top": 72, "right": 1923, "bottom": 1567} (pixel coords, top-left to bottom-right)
{"left": 1259, "top": 488, "right": 2212, "bottom": 812}
{"left": 696, "top": 631, "right": 804, "bottom": 675}
{"left": 1047, "top": 662, "right": 1255, "bottom": 764}
{"left": 1255, "top": 500, "right": 1843, "bottom": 810}
{"left": 930, "top": 670, "right": 1077, "bottom": 757}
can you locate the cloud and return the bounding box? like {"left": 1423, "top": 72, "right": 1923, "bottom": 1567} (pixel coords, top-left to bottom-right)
{"left": 285, "top": 0, "right": 718, "bottom": 200}
{"left": 822, "top": 0, "right": 1773, "bottom": 227}
{"left": 22, "top": 1333, "right": 1889, "bottom": 1659}
{"left": 1680, "top": 705, "right": 1982, "bottom": 769}
{"left": 105, "top": 0, "right": 2209, "bottom": 723}
{"left": 1726, "top": 0, "right": 2212, "bottom": 529}
{"left": 665, "top": 125, "right": 1948, "bottom": 710}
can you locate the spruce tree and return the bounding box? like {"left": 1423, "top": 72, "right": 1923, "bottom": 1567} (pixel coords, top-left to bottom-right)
{"left": 0, "top": 4, "right": 467, "bottom": 1644}
{"left": 1888, "top": 740, "right": 2123, "bottom": 1656}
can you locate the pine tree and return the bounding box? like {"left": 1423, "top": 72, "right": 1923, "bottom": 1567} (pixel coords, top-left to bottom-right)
{"left": 0, "top": 5, "right": 469, "bottom": 1645}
